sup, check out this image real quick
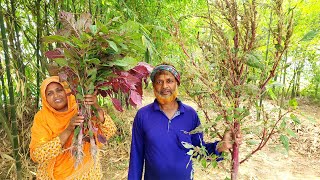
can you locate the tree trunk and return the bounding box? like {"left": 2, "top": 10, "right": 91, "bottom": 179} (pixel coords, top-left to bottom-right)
{"left": 295, "top": 61, "right": 303, "bottom": 97}
{"left": 0, "top": 110, "right": 13, "bottom": 144}
{"left": 231, "top": 122, "right": 240, "bottom": 180}
{"left": 10, "top": 0, "right": 25, "bottom": 82}
{"left": 0, "top": 59, "right": 8, "bottom": 119}
{"left": 290, "top": 66, "right": 297, "bottom": 99}
{"left": 0, "top": 4, "right": 21, "bottom": 179}
{"left": 36, "top": 0, "right": 42, "bottom": 109}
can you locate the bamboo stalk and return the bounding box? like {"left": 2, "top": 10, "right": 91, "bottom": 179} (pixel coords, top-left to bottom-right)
{"left": 0, "top": 3, "right": 22, "bottom": 179}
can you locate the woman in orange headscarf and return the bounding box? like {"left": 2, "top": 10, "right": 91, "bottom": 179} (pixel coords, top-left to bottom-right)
{"left": 29, "top": 76, "right": 117, "bottom": 179}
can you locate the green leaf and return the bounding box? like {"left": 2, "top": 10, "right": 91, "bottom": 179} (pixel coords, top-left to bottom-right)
{"left": 187, "top": 149, "right": 194, "bottom": 156}
{"left": 74, "top": 126, "right": 81, "bottom": 137}
{"left": 97, "top": 20, "right": 108, "bottom": 34}
{"left": 201, "top": 159, "right": 207, "bottom": 168}
{"left": 87, "top": 68, "right": 97, "bottom": 77}
{"left": 112, "top": 56, "right": 138, "bottom": 70}
{"left": 275, "top": 43, "right": 283, "bottom": 51}
{"left": 90, "top": 25, "right": 98, "bottom": 35}
{"left": 225, "top": 29, "right": 236, "bottom": 41}
{"left": 63, "top": 48, "right": 80, "bottom": 61}
{"left": 120, "top": 21, "right": 140, "bottom": 33}
{"left": 98, "top": 86, "right": 112, "bottom": 91}
{"left": 88, "top": 130, "right": 94, "bottom": 137}
{"left": 280, "top": 135, "right": 289, "bottom": 151}
{"left": 107, "top": 40, "right": 118, "bottom": 52}
{"left": 267, "top": 88, "right": 277, "bottom": 100}
{"left": 154, "top": 25, "right": 167, "bottom": 31}
{"left": 54, "top": 58, "right": 68, "bottom": 66}
{"left": 86, "top": 82, "right": 95, "bottom": 94}
{"left": 290, "top": 114, "right": 300, "bottom": 125}
{"left": 226, "top": 116, "right": 233, "bottom": 122}
{"left": 246, "top": 139, "right": 260, "bottom": 145}
{"left": 245, "top": 52, "right": 264, "bottom": 69}
{"left": 235, "top": 107, "right": 244, "bottom": 113}
{"left": 77, "top": 86, "right": 83, "bottom": 94}
{"left": 211, "top": 160, "right": 218, "bottom": 168}
{"left": 85, "top": 58, "right": 100, "bottom": 65}
{"left": 76, "top": 93, "right": 84, "bottom": 101}
{"left": 118, "top": 42, "right": 128, "bottom": 50}
{"left": 288, "top": 98, "right": 298, "bottom": 108}
{"left": 286, "top": 128, "right": 297, "bottom": 138}
{"left": 80, "top": 32, "right": 93, "bottom": 42}
{"left": 181, "top": 142, "right": 194, "bottom": 149}
{"left": 270, "top": 81, "right": 285, "bottom": 88}
{"left": 42, "top": 35, "right": 69, "bottom": 43}
{"left": 280, "top": 120, "right": 287, "bottom": 129}
{"left": 188, "top": 125, "right": 203, "bottom": 134}
{"left": 215, "top": 115, "right": 223, "bottom": 121}
{"left": 300, "top": 30, "right": 319, "bottom": 41}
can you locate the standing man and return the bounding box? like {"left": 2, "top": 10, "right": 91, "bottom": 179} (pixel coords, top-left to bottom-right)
{"left": 128, "top": 64, "right": 239, "bottom": 180}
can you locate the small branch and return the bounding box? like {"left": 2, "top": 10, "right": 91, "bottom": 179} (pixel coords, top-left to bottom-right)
{"left": 240, "top": 111, "right": 290, "bottom": 164}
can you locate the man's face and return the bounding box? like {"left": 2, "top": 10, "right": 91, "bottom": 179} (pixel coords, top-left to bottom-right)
{"left": 153, "top": 71, "right": 178, "bottom": 104}
{"left": 45, "top": 82, "right": 68, "bottom": 112}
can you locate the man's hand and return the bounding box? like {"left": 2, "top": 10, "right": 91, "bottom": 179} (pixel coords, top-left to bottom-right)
{"left": 217, "top": 130, "right": 242, "bottom": 153}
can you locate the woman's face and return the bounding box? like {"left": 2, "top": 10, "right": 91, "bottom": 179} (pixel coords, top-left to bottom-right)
{"left": 45, "top": 82, "right": 68, "bottom": 112}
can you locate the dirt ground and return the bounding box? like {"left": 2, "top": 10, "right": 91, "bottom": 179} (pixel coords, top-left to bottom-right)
{"left": 0, "top": 96, "right": 319, "bottom": 179}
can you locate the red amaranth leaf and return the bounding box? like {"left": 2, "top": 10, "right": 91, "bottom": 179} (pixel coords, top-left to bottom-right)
{"left": 129, "top": 90, "right": 142, "bottom": 107}
{"left": 129, "top": 63, "right": 153, "bottom": 79}
{"left": 111, "top": 98, "right": 123, "bottom": 112}
{"left": 45, "top": 49, "right": 65, "bottom": 59}
{"left": 59, "top": 11, "right": 77, "bottom": 36}
{"left": 76, "top": 13, "right": 92, "bottom": 32}
{"left": 137, "top": 62, "right": 153, "bottom": 72}
{"left": 95, "top": 62, "right": 152, "bottom": 111}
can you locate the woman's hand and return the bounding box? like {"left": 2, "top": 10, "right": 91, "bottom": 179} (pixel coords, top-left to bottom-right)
{"left": 217, "top": 130, "right": 242, "bottom": 153}
{"left": 66, "top": 115, "right": 85, "bottom": 132}
{"left": 84, "top": 91, "right": 105, "bottom": 123}
{"left": 84, "top": 90, "right": 99, "bottom": 108}
{"left": 59, "top": 114, "right": 84, "bottom": 146}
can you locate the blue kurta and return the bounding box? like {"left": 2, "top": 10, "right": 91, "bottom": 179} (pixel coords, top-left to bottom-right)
{"left": 128, "top": 99, "right": 221, "bottom": 180}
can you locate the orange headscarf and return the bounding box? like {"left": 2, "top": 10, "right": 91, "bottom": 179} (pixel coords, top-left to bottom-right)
{"left": 29, "top": 76, "right": 93, "bottom": 179}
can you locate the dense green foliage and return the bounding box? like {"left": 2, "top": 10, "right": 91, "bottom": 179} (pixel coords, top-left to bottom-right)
{"left": 0, "top": 0, "right": 319, "bottom": 179}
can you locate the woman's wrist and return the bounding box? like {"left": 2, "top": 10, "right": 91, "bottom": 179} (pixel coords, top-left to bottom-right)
{"left": 98, "top": 109, "right": 105, "bottom": 124}
{"left": 93, "top": 107, "right": 105, "bottom": 123}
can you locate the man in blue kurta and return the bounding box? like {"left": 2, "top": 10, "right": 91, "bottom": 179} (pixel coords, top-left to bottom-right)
{"left": 128, "top": 64, "right": 237, "bottom": 180}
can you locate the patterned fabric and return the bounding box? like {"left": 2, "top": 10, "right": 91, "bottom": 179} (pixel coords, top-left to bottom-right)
{"left": 31, "top": 110, "right": 116, "bottom": 180}
{"left": 150, "top": 65, "right": 180, "bottom": 85}
{"left": 29, "top": 76, "right": 117, "bottom": 179}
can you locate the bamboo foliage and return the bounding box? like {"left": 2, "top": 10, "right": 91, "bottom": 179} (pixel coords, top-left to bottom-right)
{"left": 35, "top": 0, "right": 42, "bottom": 109}
{"left": 0, "top": 1, "right": 21, "bottom": 179}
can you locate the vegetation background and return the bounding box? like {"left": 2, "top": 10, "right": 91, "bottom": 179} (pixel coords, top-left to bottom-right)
{"left": 0, "top": 0, "right": 319, "bottom": 179}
